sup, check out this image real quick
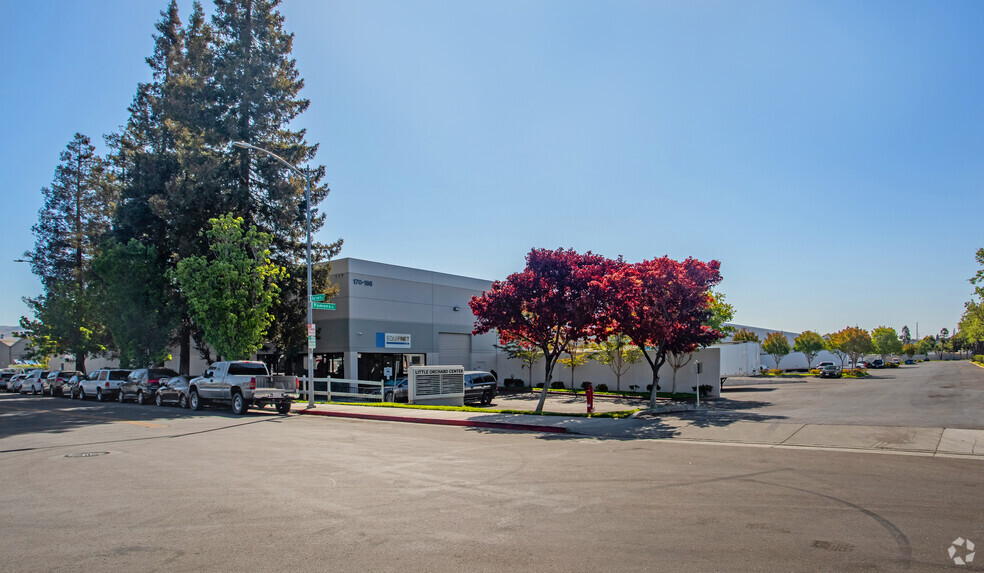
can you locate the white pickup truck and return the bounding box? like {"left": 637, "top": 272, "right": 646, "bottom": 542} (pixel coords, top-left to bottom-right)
{"left": 188, "top": 361, "right": 297, "bottom": 415}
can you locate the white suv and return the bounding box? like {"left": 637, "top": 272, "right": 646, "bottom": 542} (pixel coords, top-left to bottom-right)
{"left": 78, "top": 369, "right": 131, "bottom": 402}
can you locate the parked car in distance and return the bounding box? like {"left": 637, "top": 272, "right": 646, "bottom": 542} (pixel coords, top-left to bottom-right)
{"left": 0, "top": 371, "right": 14, "bottom": 391}
{"left": 818, "top": 364, "right": 842, "bottom": 378}
{"left": 43, "top": 370, "right": 80, "bottom": 397}
{"left": 8, "top": 373, "right": 27, "bottom": 393}
{"left": 870, "top": 359, "right": 885, "bottom": 368}
{"left": 66, "top": 373, "right": 87, "bottom": 398}
{"left": 386, "top": 378, "right": 408, "bottom": 402}
{"left": 120, "top": 368, "right": 179, "bottom": 405}
{"left": 815, "top": 361, "right": 835, "bottom": 370}
{"left": 464, "top": 371, "right": 498, "bottom": 405}
{"left": 78, "top": 369, "right": 131, "bottom": 401}
{"left": 22, "top": 369, "right": 50, "bottom": 395}
{"left": 855, "top": 362, "right": 868, "bottom": 369}
{"left": 891, "top": 358, "right": 900, "bottom": 365}
{"left": 155, "top": 376, "right": 196, "bottom": 408}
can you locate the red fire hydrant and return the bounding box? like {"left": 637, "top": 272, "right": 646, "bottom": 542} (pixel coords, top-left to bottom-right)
{"left": 586, "top": 383, "right": 594, "bottom": 416}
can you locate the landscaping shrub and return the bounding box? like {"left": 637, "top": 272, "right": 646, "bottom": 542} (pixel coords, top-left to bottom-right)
{"left": 503, "top": 378, "right": 524, "bottom": 388}
{"left": 534, "top": 382, "right": 544, "bottom": 389}
{"left": 550, "top": 381, "right": 566, "bottom": 389}
{"left": 596, "top": 384, "right": 609, "bottom": 392}
{"left": 843, "top": 368, "right": 869, "bottom": 377}
{"left": 763, "top": 369, "right": 783, "bottom": 376}
{"left": 809, "top": 368, "right": 820, "bottom": 376}
{"left": 646, "top": 384, "right": 653, "bottom": 391}
{"left": 974, "top": 355, "right": 984, "bottom": 364}
{"left": 581, "top": 381, "right": 592, "bottom": 391}
{"left": 886, "top": 362, "right": 899, "bottom": 368}
{"left": 698, "top": 384, "right": 713, "bottom": 397}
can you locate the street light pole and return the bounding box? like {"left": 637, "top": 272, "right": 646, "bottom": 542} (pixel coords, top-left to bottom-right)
{"left": 231, "top": 141, "right": 322, "bottom": 408}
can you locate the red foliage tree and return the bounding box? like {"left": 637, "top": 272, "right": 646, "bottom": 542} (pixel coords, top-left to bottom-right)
{"left": 605, "top": 257, "right": 723, "bottom": 408}
{"left": 470, "top": 248, "right": 611, "bottom": 413}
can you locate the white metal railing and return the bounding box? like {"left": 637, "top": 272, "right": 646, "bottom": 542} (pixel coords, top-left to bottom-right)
{"left": 296, "top": 377, "right": 387, "bottom": 403}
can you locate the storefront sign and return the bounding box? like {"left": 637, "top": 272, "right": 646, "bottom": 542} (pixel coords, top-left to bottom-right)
{"left": 376, "top": 332, "right": 411, "bottom": 349}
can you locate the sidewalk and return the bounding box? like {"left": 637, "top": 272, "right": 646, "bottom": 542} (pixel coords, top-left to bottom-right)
{"left": 293, "top": 402, "right": 984, "bottom": 459}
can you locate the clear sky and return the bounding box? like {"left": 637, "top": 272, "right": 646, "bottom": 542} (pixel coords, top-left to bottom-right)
{"left": 1, "top": 0, "right": 982, "bottom": 339}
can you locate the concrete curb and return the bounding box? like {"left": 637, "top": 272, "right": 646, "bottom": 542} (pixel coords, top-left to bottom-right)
{"left": 296, "top": 408, "right": 568, "bottom": 434}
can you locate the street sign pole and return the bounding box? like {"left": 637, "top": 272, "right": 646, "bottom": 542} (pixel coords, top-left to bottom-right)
{"left": 305, "top": 168, "right": 317, "bottom": 408}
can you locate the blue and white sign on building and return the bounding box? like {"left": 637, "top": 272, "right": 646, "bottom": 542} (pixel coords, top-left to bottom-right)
{"left": 376, "top": 332, "right": 411, "bottom": 349}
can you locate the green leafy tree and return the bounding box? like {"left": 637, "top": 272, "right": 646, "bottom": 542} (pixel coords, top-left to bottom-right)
{"left": 558, "top": 340, "right": 591, "bottom": 389}
{"left": 793, "top": 331, "right": 825, "bottom": 369}
{"left": 902, "top": 343, "right": 917, "bottom": 360}
{"left": 495, "top": 340, "right": 543, "bottom": 387}
{"left": 705, "top": 291, "right": 736, "bottom": 337}
{"left": 824, "top": 331, "right": 848, "bottom": 367}
{"left": 16, "top": 317, "right": 58, "bottom": 368}
{"left": 175, "top": 214, "right": 284, "bottom": 360}
{"left": 838, "top": 327, "right": 874, "bottom": 368}
{"left": 92, "top": 239, "right": 180, "bottom": 367}
{"left": 23, "top": 133, "right": 115, "bottom": 372}
{"left": 916, "top": 335, "right": 936, "bottom": 358}
{"left": 762, "top": 331, "right": 791, "bottom": 369}
{"left": 871, "top": 326, "right": 903, "bottom": 361}
{"left": 592, "top": 334, "right": 643, "bottom": 392}
{"left": 959, "top": 300, "right": 984, "bottom": 355}
{"left": 934, "top": 332, "right": 949, "bottom": 360}
{"left": 732, "top": 328, "right": 760, "bottom": 343}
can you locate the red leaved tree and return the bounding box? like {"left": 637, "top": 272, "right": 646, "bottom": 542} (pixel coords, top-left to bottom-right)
{"left": 470, "top": 248, "right": 611, "bottom": 413}
{"left": 606, "top": 257, "right": 723, "bottom": 408}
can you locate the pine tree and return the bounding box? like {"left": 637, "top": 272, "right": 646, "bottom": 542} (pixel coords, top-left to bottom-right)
{"left": 212, "top": 0, "right": 341, "bottom": 368}
{"left": 24, "top": 133, "right": 115, "bottom": 372}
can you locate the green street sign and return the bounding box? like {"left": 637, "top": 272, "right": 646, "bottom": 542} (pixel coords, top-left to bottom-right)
{"left": 312, "top": 302, "right": 336, "bottom": 310}
{"left": 310, "top": 294, "right": 326, "bottom": 302}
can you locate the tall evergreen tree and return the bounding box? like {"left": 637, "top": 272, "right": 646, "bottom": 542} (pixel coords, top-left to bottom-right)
{"left": 24, "top": 133, "right": 115, "bottom": 372}
{"left": 212, "top": 0, "right": 341, "bottom": 369}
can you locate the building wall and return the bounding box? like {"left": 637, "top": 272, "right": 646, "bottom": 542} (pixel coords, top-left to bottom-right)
{"left": 315, "top": 258, "right": 496, "bottom": 376}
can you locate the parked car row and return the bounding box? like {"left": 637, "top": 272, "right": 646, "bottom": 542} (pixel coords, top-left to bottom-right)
{"left": 3, "top": 361, "right": 298, "bottom": 416}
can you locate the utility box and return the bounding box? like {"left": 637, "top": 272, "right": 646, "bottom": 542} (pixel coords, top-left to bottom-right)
{"left": 408, "top": 365, "right": 464, "bottom": 406}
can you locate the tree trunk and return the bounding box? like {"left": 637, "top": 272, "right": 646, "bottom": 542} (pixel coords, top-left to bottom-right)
{"left": 179, "top": 325, "right": 190, "bottom": 375}
{"left": 76, "top": 352, "right": 86, "bottom": 375}
{"left": 649, "top": 367, "right": 661, "bottom": 410}
{"left": 535, "top": 352, "right": 556, "bottom": 413}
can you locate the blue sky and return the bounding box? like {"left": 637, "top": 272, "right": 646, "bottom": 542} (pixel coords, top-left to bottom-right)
{"left": 1, "top": 0, "right": 982, "bottom": 339}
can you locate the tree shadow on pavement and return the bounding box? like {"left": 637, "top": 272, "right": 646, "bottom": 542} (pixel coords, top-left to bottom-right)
{"left": 672, "top": 398, "right": 789, "bottom": 428}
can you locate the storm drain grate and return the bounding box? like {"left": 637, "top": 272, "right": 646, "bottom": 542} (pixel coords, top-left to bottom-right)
{"left": 64, "top": 452, "right": 109, "bottom": 458}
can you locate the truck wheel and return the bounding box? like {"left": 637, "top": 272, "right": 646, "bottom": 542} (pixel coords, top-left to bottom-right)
{"left": 137, "top": 391, "right": 145, "bottom": 405}
{"left": 231, "top": 392, "right": 248, "bottom": 415}
{"left": 118, "top": 389, "right": 125, "bottom": 403}
{"left": 481, "top": 390, "right": 493, "bottom": 406}
{"left": 155, "top": 392, "right": 163, "bottom": 407}
{"left": 384, "top": 392, "right": 394, "bottom": 403}
{"left": 189, "top": 390, "right": 202, "bottom": 411}
{"left": 79, "top": 388, "right": 86, "bottom": 401}
{"left": 179, "top": 394, "right": 188, "bottom": 409}
{"left": 96, "top": 388, "right": 104, "bottom": 401}
{"left": 276, "top": 401, "right": 291, "bottom": 415}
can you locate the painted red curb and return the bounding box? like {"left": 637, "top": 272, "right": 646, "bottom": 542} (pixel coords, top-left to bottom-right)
{"left": 297, "top": 409, "right": 568, "bottom": 433}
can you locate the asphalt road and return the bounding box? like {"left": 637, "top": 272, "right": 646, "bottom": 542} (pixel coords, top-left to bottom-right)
{"left": 0, "top": 391, "right": 981, "bottom": 572}
{"left": 717, "top": 360, "right": 984, "bottom": 429}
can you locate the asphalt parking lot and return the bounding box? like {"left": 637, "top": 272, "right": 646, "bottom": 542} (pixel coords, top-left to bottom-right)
{"left": 1, "top": 388, "right": 982, "bottom": 572}
{"left": 713, "top": 360, "right": 984, "bottom": 429}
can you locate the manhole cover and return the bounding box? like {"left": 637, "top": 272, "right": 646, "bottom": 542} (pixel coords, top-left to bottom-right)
{"left": 65, "top": 451, "right": 110, "bottom": 458}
